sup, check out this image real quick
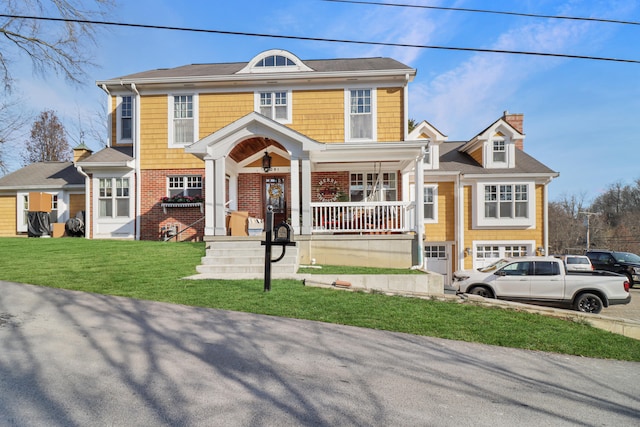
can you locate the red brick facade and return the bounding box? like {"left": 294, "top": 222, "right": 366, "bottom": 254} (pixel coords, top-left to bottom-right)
{"left": 140, "top": 169, "right": 205, "bottom": 241}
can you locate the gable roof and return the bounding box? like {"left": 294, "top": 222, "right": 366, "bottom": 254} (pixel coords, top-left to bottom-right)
{"left": 76, "top": 146, "right": 134, "bottom": 167}
{"left": 97, "top": 56, "right": 415, "bottom": 86}
{"left": 0, "top": 162, "right": 84, "bottom": 190}
{"left": 438, "top": 142, "right": 557, "bottom": 176}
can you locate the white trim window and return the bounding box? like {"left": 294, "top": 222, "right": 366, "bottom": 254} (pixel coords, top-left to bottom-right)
{"left": 168, "top": 94, "right": 198, "bottom": 147}
{"left": 492, "top": 139, "right": 506, "bottom": 163}
{"left": 256, "top": 91, "right": 291, "bottom": 123}
{"left": 16, "top": 193, "right": 29, "bottom": 232}
{"left": 99, "top": 178, "right": 130, "bottom": 218}
{"left": 117, "top": 95, "right": 133, "bottom": 143}
{"left": 424, "top": 185, "right": 438, "bottom": 222}
{"left": 484, "top": 184, "right": 528, "bottom": 219}
{"left": 475, "top": 182, "right": 535, "bottom": 228}
{"left": 349, "top": 172, "right": 397, "bottom": 201}
{"left": 168, "top": 175, "right": 202, "bottom": 197}
{"left": 346, "top": 88, "right": 376, "bottom": 141}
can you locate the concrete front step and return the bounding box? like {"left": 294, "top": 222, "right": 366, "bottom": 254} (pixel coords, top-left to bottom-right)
{"left": 195, "top": 238, "right": 300, "bottom": 277}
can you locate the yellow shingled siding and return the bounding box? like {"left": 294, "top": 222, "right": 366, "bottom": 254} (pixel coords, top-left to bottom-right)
{"left": 424, "top": 182, "right": 455, "bottom": 241}
{"left": 0, "top": 195, "right": 17, "bottom": 236}
{"left": 376, "top": 87, "right": 404, "bottom": 141}
{"left": 291, "top": 89, "right": 344, "bottom": 142}
{"left": 199, "top": 92, "right": 254, "bottom": 136}
{"left": 469, "top": 146, "right": 483, "bottom": 165}
{"left": 139, "top": 95, "right": 203, "bottom": 170}
{"left": 462, "top": 184, "right": 545, "bottom": 269}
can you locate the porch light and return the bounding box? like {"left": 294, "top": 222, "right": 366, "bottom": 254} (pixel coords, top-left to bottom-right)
{"left": 537, "top": 246, "right": 545, "bottom": 256}
{"left": 262, "top": 151, "right": 272, "bottom": 173}
{"left": 465, "top": 247, "right": 472, "bottom": 256}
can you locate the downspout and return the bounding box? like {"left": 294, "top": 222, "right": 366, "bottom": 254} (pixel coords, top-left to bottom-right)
{"left": 413, "top": 144, "right": 427, "bottom": 269}
{"left": 543, "top": 180, "right": 549, "bottom": 256}
{"left": 456, "top": 173, "right": 464, "bottom": 271}
{"left": 403, "top": 73, "right": 410, "bottom": 140}
{"left": 75, "top": 165, "right": 91, "bottom": 239}
{"left": 129, "top": 82, "right": 141, "bottom": 240}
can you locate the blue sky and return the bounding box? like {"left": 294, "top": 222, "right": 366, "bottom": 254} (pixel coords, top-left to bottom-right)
{"left": 7, "top": 0, "right": 640, "bottom": 202}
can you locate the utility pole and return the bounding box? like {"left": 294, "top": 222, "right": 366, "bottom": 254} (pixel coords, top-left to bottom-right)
{"left": 579, "top": 211, "right": 599, "bottom": 252}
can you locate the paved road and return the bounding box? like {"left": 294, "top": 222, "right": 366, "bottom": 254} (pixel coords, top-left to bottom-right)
{"left": 1, "top": 281, "right": 638, "bottom": 426}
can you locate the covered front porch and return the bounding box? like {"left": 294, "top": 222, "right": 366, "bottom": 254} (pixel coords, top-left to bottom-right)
{"left": 186, "top": 112, "right": 429, "bottom": 268}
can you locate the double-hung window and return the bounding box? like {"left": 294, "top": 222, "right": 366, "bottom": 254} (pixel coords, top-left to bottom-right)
{"left": 258, "top": 91, "right": 290, "bottom": 122}
{"left": 120, "top": 96, "right": 132, "bottom": 141}
{"left": 168, "top": 176, "right": 202, "bottom": 197}
{"left": 348, "top": 89, "right": 373, "bottom": 140}
{"left": 169, "top": 94, "right": 198, "bottom": 147}
{"left": 424, "top": 185, "right": 437, "bottom": 221}
{"left": 484, "top": 184, "right": 528, "bottom": 219}
{"left": 492, "top": 140, "right": 506, "bottom": 163}
{"left": 174, "top": 95, "right": 193, "bottom": 144}
{"left": 99, "top": 178, "right": 130, "bottom": 218}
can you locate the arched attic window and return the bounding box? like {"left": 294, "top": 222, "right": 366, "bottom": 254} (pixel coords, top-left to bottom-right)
{"left": 236, "top": 49, "right": 314, "bottom": 74}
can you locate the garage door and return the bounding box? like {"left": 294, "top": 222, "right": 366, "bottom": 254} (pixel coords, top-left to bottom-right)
{"left": 474, "top": 244, "right": 530, "bottom": 270}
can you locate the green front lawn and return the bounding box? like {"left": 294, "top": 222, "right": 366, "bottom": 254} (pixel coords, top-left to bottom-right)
{"left": 0, "top": 238, "right": 638, "bottom": 361}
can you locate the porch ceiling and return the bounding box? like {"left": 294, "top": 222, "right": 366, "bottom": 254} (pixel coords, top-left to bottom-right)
{"left": 228, "top": 137, "right": 286, "bottom": 163}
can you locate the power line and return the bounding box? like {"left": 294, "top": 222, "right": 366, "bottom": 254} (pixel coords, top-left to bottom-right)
{"left": 323, "top": 0, "right": 640, "bottom": 26}
{"left": 1, "top": 14, "right": 639, "bottom": 64}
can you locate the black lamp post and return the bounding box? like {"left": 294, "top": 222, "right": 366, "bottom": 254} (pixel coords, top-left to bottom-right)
{"left": 262, "top": 151, "right": 272, "bottom": 173}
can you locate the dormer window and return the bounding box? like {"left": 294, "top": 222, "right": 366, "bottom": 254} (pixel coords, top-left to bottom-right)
{"left": 423, "top": 145, "right": 431, "bottom": 165}
{"left": 237, "top": 49, "right": 314, "bottom": 74}
{"left": 493, "top": 140, "right": 506, "bottom": 163}
{"left": 255, "top": 55, "right": 296, "bottom": 68}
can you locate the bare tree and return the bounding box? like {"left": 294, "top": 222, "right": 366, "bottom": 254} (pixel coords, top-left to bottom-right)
{"left": 0, "top": 0, "right": 114, "bottom": 91}
{"left": 0, "top": 97, "right": 30, "bottom": 173}
{"left": 23, "top": 110, "right": 71, "bottom": 164}
{"left": 548, "top": 193, "right": 588, "bottom": 254}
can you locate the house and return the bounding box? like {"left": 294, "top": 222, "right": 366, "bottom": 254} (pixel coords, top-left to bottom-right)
{"left": 0, "top": 160, "right": 86, "bottom": 236}
{"left": 0, "top": 49, "right": 558, "bottom": 283}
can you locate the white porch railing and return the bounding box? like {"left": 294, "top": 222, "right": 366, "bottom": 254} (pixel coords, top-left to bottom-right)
{"left": 311, "top": 201, "right": 415, "bottom": 234}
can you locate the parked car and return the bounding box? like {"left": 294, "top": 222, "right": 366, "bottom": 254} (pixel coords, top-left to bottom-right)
{"left": 586, "top": 250, "right": 640, "bottom": 288}
{"left": 554, "top": 255, "right": 593, "bottom": 272}
{"left": 452, "top": 256, "right": 631, "bottom": 314}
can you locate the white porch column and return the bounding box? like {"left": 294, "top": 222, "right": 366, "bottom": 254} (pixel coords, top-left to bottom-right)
{"left": 213, "top": 156, "right": 226, "bottom": 236}
{"left": 204, "top": 158, "right": 215, "bottom": 236}
{"left": 414, "top": 155, "right": 425, "bottom": 267}
{"left": 300, "top": 157, "right": 312, "bottom": 235}
{"left": 290, "top": 158, "right": 300, "bottom": 234}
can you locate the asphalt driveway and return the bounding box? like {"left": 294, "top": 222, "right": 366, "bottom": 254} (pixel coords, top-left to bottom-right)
{"left": 1, "top": 281, "right": 638, "bottom": 426}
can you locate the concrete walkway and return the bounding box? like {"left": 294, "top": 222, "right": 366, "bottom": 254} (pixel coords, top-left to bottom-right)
{"left": 1, "top": 281, "right": 639, "bottom": 426}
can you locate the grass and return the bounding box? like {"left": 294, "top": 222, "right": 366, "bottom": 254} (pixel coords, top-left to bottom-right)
{"left": 1, "top": 237, "right": 639, "bottom": 361}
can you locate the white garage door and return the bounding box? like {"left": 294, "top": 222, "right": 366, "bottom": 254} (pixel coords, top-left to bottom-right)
{"left": 473, "top": 244, "right": 530, "bottom": 270}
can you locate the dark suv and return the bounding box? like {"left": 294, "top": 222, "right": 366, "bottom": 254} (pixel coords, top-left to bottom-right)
{"left": 586, "top": 250, "right": 640, "bottom": 288}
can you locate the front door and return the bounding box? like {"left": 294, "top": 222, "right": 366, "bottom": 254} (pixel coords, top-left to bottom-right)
{"left": 264, "top": 177, "right": 286, "bottom": 225}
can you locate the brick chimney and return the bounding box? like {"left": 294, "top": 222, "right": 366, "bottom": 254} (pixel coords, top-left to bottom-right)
{"left": 503, "top": 111, "right": 524, "bottom": 150}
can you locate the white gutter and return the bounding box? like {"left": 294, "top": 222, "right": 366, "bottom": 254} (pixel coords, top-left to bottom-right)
{"left": 96, "top": 69, "right": 417, "bottom": 88}
{"left": 75, "top": 165, "right": 91, "bottom": 239}
{"left": 129, "top": 82, "right": 141, "bottom": 241}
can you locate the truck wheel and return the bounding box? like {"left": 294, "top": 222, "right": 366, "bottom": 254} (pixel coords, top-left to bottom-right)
{"left": 469, "top": 286, "right": 494, "bottom": 298}
{"left": 574, "top": 293, "right": 603, "bottom": 314}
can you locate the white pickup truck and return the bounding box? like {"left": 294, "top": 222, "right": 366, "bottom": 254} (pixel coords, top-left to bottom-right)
{"left": 452, "top": 256, "right": 631, "bottom": 314}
